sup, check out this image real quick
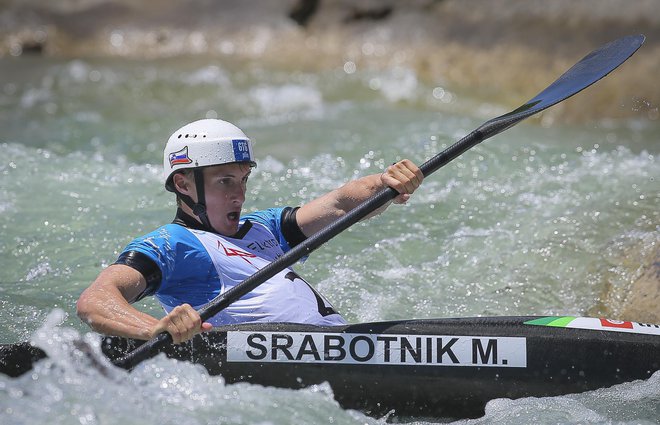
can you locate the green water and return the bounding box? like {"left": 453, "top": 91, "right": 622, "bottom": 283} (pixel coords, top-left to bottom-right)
{"left": 0, "top": 56, "right": 658, "bottom": 424}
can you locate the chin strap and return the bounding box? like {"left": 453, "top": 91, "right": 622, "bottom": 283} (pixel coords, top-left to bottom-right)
{"left": 175, "top": 169, "right": 217, "bottom": 233}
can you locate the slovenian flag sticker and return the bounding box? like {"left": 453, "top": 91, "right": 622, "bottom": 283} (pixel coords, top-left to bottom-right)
{"left": 169, "top": 146, "right": 193, "bottom": 167}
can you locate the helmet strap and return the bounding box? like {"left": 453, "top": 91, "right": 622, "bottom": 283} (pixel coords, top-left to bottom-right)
{"left": 191, "top": 169, "right": 215, "bottom": 231}
{"left": 174, "top": 169, "right": 218, "bottom": 233}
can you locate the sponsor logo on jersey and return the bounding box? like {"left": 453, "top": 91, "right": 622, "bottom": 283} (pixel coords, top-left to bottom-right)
{"left": 218, "top": 241, "right": 256, "bottom": 259}
{"left": 217, "top": 241, "right": 257, "bottom": 268}
{"left": 227, "top": 331, "right": 527, "bottom": 367}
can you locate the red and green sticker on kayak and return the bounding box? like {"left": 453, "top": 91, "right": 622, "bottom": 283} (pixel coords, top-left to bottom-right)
{"left": 525, "top": 316, "right": 660, "bottom": 335}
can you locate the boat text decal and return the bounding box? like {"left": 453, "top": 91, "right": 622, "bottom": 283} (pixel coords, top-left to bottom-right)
{"left": 524, "top": 317, "right": 660, "bottom": 335}
{"left": 226, "top": 332, "right": 527, "bottom": 367}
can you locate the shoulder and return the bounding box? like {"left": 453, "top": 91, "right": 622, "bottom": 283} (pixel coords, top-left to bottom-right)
{"left": 129, "top": 223, "right": 195, "bottom": 242}
{"left": 122, "top": 224, "right": 204, "bottom": 259}
{"left": 241, "top": 207, "right": 304, "bottom": 253}
{"left": 241, "top": 208, "right": 285, "bottom": 231}
{"left": 120, "top": 224, "right": 215, "bottom": 283}
{"left": 241, "top": 208, "right": 290, "bottom": 241}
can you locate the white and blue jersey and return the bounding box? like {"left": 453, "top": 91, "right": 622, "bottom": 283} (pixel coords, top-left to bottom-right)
{"left": 117, "top": 207, "right": 346, "bottom": 326}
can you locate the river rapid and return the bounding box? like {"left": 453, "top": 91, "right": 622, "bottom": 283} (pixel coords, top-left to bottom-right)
{"left": 0, "top": 54, "right": 658, "bottom": 424}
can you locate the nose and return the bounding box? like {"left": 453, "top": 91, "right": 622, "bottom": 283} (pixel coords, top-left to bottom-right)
{"left": 228, "top": 182, "right": 246, "bottom": 204}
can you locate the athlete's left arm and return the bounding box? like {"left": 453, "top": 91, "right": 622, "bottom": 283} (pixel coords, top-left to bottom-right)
{"left": 296, "top": 159, "right": 423, "bottom": 237}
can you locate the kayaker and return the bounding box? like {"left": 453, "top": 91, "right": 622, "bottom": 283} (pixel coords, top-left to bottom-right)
{"left": 76, "top": 118, "right": 423, "bottom": 344}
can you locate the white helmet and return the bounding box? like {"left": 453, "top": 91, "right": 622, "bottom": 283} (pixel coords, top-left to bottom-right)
{"left": 163, "top": 118, "right": 255, "bottom": 192}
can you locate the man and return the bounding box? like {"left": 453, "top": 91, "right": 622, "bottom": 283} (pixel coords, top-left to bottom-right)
{"left": 77, "top": 118, "right": 423, "bottom": 344}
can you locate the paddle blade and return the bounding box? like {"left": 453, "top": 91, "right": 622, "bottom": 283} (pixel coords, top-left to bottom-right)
{"left": 479, "top": 34, "right": 645, "bottom": 139}
{"left": 420, "top": 34, "right": 645, "bottom": 177}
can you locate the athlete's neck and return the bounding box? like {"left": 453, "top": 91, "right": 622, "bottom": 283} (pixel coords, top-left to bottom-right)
{"left": 172, "top": 208, "right": 251, "bottom": 238}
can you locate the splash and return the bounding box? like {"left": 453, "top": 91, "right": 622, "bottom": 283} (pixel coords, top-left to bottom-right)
{"left": 450, "top": 371, "right": 660, "bottom": 425}
{"left": 2, "top": 310, "right": 385, "bottom": 425}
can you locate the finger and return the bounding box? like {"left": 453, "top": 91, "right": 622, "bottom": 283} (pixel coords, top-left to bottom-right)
{"left": 389, "top": 160, "right": 421, "bottom": 185}
{"left": 384, "top": 162, "right": 421, "bottom": 194}
{"left": 172, "top": 304, "right": 201, "bottom": 343}
{"left": 161, "top": 305, "right": 194, "bottom": 344}
{"left": 167, "top": 307, "right": 188, "bottom": 344}
{"left": 392, "top": 193, "right": 411, "bottom": 204}
{"left": 397, "top": 159, "right": 424, "bottom": 190}
{"left": 405, "top": 159, "right": 424, "bottom": 186}
{"left": 152, "top": 304, "right": 209, "bottom": 344}
{"left": 179, "top": 304, "right": 209, "bottom": 338}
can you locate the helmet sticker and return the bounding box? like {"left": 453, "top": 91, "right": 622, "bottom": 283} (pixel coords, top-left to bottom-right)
{"left": 232, "top": 139, "right": 252, "bottom": 162}
{"left": 169, "top": 146, "right": 193, "bottom": 167}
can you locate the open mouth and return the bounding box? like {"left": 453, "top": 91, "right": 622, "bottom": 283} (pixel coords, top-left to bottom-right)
{"left": 227, "top": 212, "right": 240, "bottom": 221}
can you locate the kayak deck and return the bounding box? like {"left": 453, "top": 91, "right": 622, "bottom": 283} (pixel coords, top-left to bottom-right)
{"left": 2, "top": 316, "right": 659, "bottom": 419}
{"left": 102, "top": 316, "right": 660, "bottom": 418}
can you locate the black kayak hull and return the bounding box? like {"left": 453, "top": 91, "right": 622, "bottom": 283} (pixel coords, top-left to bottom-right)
{"left": 2, "top": 316, "right": 659, "bottom": 419}
{"left": 106, "top": 316, "right": 660, "bottom": 418}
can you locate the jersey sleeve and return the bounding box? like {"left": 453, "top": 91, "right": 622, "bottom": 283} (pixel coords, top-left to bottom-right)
{"left": 118, "top": 224, "right": 217, "bottom": 306}
{"left": 242, "top": 207, "right": 304, "bottom": 253}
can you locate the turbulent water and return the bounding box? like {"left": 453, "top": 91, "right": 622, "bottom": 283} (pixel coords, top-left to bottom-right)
{"left": 0, "top": 56, "right": 658, "bottom": 424}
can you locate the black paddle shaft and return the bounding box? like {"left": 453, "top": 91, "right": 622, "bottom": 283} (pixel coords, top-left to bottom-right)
{"left": 114, "top": 34, "right": 644, "bottom": 370}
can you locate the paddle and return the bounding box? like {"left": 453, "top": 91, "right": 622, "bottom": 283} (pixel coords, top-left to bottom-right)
{"left": 114, "top": 34, "right": 645, "bottom": 370}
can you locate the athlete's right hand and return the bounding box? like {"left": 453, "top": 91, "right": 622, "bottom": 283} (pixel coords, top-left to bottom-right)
{"left": 151, "top": 304, "right": 213, "bottom": 344}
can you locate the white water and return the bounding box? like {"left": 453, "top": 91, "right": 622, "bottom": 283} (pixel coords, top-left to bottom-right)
{"left": 0, "top": 56, "right": 658, "bottom": 423}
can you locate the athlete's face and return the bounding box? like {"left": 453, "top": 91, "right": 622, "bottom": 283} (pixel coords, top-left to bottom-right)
{"left": 202, "top": 163, "right": 251, "bottom": 236}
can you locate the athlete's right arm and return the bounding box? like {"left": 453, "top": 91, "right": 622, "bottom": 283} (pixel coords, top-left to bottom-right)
{"left": 76, "top": 264, "right": 211, "bottom": 343}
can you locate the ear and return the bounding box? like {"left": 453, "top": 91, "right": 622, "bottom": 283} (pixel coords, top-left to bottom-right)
{"left": 172, "top": 172, "right": 194, "bottom": 197}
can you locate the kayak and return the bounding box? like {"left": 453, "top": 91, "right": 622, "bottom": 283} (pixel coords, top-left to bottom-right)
{"left": 2, "top": 316, "right": 659, "bottom": 419}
